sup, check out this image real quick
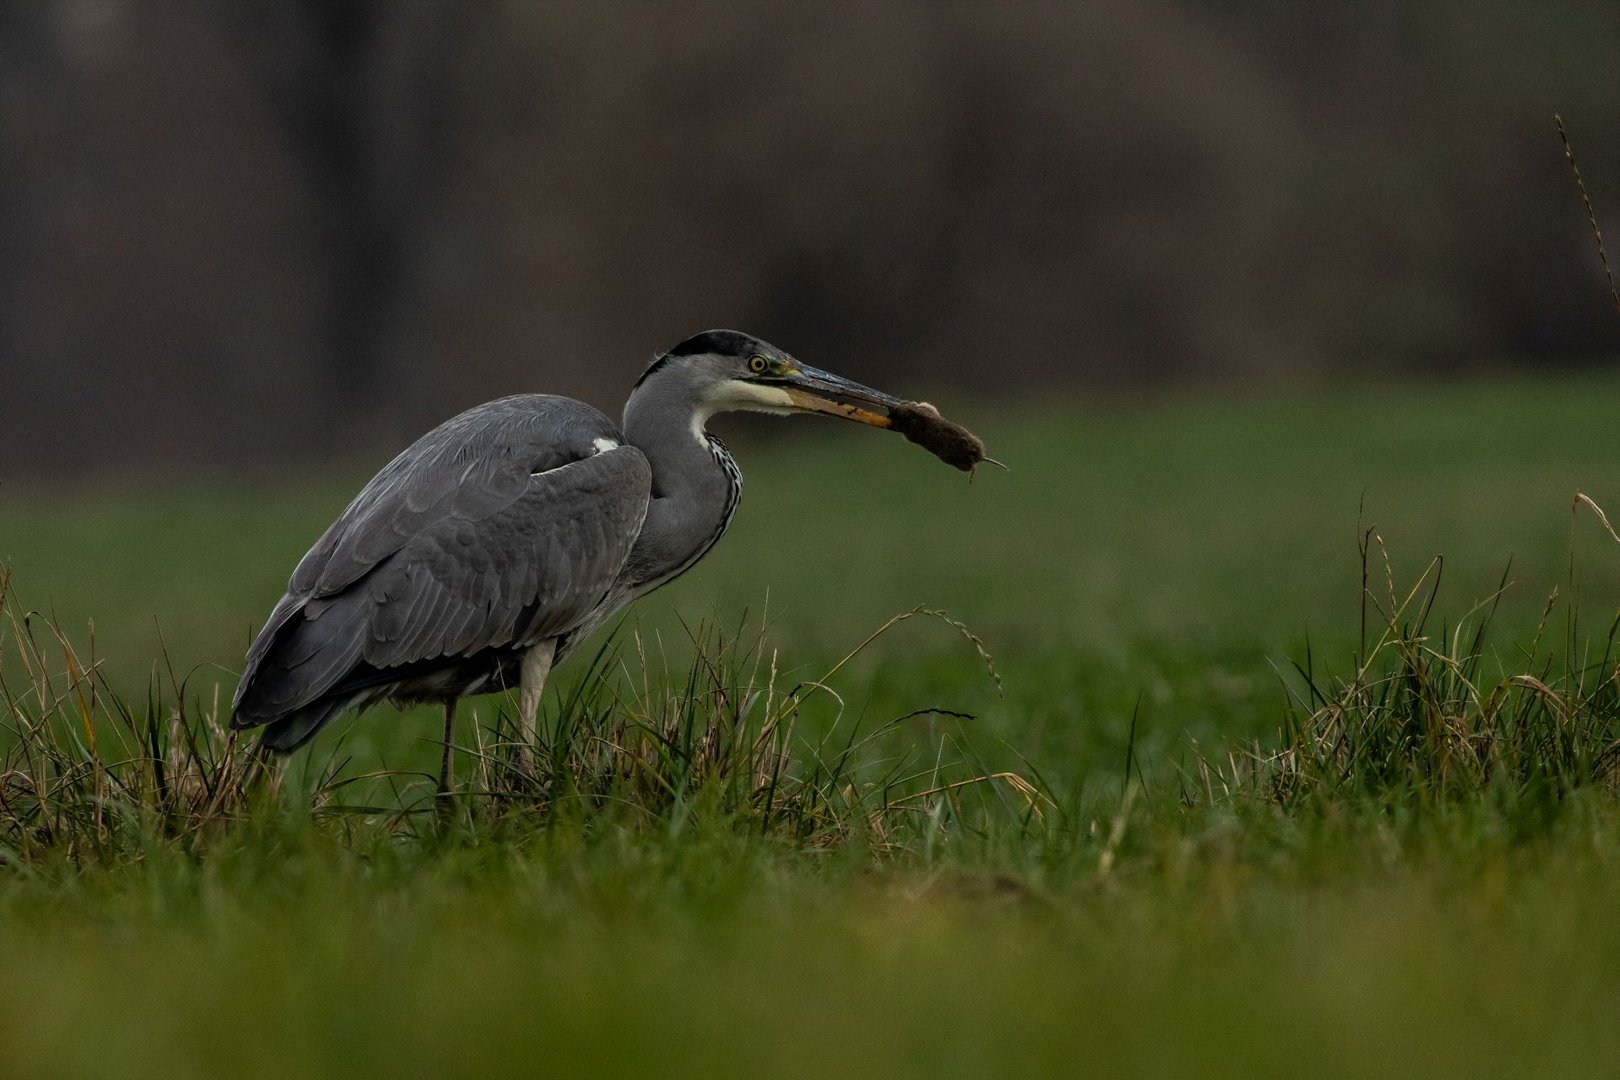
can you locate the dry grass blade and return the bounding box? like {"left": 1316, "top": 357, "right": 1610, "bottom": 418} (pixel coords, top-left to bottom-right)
{"left": 1574, "top": 492, "right": 1620, "bottom": 547}
{"left": 803, "top": 604, "right": 1003, "bottom": 700}
{"left": 890, "top": 770, "right": 1053, "bottom": 819}
{"left": 1555, "top": 113, "right": 1620, "bottom": 319}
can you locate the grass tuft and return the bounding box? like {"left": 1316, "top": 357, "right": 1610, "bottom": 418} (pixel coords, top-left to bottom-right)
{"left": 1207, "top": 525, "right": 1620, "bottom": 814}
{"left": 0, "top": 569, "right": 1044, "bottom": 865}
{"left": 452, "top": 605, "right": 1038, "bottom": 845}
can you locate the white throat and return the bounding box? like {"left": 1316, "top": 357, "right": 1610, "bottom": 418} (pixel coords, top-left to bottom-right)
{"left": 690, "top": 380, "right": 797, "bottom": 444}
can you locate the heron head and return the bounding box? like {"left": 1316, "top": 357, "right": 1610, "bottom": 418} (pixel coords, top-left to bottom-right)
{"left": 635, "top": 329, "right": 902, "bottom": 431}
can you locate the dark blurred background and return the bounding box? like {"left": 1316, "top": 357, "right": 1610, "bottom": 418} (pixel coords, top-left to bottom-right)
{"left": 2, "top": 0, "right": 1617, "bottom": 482}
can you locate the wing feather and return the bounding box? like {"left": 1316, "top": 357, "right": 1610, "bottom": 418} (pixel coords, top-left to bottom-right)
{"left": 358, "top": 450, "right": 648, "bottom": 668}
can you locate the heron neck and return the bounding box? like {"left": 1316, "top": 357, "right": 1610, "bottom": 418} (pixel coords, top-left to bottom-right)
{"left": 622, "top": 387, "right": 738, "bottom": 589}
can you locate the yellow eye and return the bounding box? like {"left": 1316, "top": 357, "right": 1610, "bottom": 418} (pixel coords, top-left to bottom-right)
{"left": 747, "top": 355, "right": 769, "bottom": 374}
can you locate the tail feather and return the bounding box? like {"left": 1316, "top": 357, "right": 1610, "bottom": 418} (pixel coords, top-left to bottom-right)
{"left": 233, "top": 590, "right": 370, "bottom": 738}
{"left": 255, "top": 696, "right": 355, "bottom": 753}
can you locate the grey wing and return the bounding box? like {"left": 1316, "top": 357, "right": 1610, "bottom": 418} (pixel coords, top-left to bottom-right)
{"left": 232, "top": 395, "right": 650, "bottom": 736}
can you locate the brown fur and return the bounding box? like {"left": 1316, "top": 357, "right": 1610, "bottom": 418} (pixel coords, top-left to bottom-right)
{"left": 886, "top": 401, "right": 996, "bottom": 474}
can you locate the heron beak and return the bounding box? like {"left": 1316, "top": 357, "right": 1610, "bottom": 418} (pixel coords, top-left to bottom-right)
{"left": 776, "top": 365, "right": 906, "bottom": 428}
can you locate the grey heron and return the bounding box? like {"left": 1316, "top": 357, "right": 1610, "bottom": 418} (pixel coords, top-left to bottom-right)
{"left": 230, "top": 330, "right": 987, "bottom": 793}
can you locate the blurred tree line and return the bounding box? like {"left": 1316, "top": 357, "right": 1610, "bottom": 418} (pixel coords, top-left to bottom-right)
{"left": 0, "top": 0, "right": 1615, "bottom": 479}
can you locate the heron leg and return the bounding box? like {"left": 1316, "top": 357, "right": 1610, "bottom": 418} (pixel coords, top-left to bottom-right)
{"left": 437, "top": 700, "right": 457, "bottom": 805}
{"left": 517, "top": 639, "right": 556, "bottom": 773}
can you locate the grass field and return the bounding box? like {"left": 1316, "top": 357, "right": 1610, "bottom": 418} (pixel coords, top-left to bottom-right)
{"left": 5, "top": 372, "right": 1620, "bottom": 1077}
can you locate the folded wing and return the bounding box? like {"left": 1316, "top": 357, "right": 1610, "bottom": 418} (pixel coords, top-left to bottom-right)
{"left": 232, "top": 395, "right": 651, "bottom": 747}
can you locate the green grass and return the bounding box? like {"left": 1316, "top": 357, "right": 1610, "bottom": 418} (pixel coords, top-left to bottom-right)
{"left": 4, "top": 370, "right": 1620, "bottom": 1077}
